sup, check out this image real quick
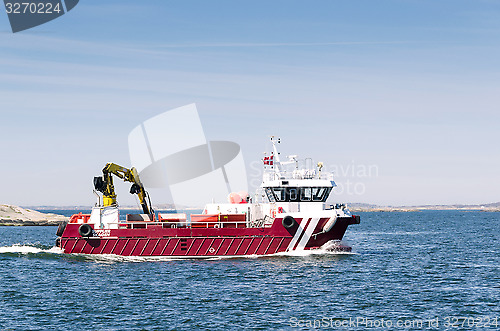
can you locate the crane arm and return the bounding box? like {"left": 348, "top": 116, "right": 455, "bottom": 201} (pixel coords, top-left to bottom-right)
{"left": 93, "top": 162, "right": 153, "bottom": 216}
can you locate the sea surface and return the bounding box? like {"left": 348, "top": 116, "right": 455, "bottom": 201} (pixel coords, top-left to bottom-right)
{"left": 0, "top": 210, "right": 498, "bottom": 330}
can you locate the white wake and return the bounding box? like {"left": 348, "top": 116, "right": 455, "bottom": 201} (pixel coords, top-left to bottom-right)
{"left": 0, "top": 244, "right": 63, "bottom": 254}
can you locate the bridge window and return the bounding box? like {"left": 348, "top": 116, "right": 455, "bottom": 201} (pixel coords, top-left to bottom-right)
{"left": 265, "top": 187, "right": 331, "bottom": 202}
{"left": 300, "top": 187, "right": 312, "bottom": 201}
{"left": 312, "top": 187, "right": 325, "bottom": 201}
{"left": 287, "top": 188, "right": 298, "bottom": 201}
{"left": 272, "top": 188, "right": 286, "bottom": 202}
{"left": 265, "top": 188, "right": 275, "bottom": 203}
{"left": 324, "top": 187, "right": 332, "bottom": 201}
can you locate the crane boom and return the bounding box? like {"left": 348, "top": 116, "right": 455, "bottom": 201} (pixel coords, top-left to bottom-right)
{"left": 93, "top": 163, "right": 153, "bottom": 216}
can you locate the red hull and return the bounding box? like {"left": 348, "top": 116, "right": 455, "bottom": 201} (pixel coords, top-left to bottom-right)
{"left": 59, "top": 216, "right": 359, "bottom": 257}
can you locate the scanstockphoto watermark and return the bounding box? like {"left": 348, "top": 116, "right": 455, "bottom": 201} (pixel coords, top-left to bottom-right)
{"left": 289, "top": 316, "right": 500, "bottom": 329}
{"left": 289, "top": 316, "right": 436, "bottom": 329}
{"left": 248, "top": 160, "right": 379, "bottom": 196}
{"left": 3, "top": 0, "right": 80, "bottom": 33}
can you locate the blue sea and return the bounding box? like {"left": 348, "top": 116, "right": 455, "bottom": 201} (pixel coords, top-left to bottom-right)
{"left": 0, "top": 210, "right": 498, "bottom": 330}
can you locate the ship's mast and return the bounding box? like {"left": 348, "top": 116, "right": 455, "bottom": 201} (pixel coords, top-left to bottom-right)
{"left": 270, "top": 136, "right": 282, "bottom": 179}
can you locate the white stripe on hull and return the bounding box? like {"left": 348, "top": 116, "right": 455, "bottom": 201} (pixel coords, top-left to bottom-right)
{"left": 295, "top": 217, "right": 320, "bottom": 250}
{"left": 286, "top": 218, "right": 308, "bottom": 251}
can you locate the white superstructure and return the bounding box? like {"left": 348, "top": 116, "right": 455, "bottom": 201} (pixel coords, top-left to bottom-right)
{"left": 204, "top": 136, "right": 351, "bottom": 226}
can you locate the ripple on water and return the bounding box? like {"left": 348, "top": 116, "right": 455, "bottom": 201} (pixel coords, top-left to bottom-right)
{"left": 0, "top": 211, "right": 498, "bottom": 330}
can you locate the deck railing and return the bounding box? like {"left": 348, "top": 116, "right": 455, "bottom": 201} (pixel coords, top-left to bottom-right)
{"left": 263, "top": 171, "right": 334, "bottom": 181}
{"left": 115, "top": 221, "right": 272, "bottom": 230}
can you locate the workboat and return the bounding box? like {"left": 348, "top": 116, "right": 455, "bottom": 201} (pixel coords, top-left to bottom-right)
{"left": 56, "top": 137, "right": 360, "bottom": 257}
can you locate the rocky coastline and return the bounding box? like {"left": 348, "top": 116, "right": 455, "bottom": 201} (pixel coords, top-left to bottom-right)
{"left": 0, "top": 204, "right": 68, "bottom": 226}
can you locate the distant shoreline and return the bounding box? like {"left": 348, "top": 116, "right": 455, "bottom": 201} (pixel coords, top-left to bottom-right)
{"left": 350, "top": 207, "right": 500, "bottom": 212}
{"left": 348, "top": 202, "right": 500, "bottom": 212}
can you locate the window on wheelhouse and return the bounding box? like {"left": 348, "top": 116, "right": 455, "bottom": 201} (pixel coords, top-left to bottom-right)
{"left": 265, "top": 188, "right": 276, "bottom": 203}
{"left": 324, "top": 187, "right": 332, "bottom": 201}
{"left": 301, "top": 187, "right": 331, "bottom": 202}
{"left": 300, "top": 187, "right": 312, "bottom": 201}
{"left": 272, "top": 188, "right": 286, "bottom": 202}
{"left": 287, "top": 188, "right": 298, "bottom": 201}
{"left": 268, "top": 187, "right": 332, "bottom": 202}
{"left": 312, "top": 187, "right": 327, "bottom": 201}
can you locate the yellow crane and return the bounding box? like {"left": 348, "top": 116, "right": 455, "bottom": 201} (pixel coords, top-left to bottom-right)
{"left": 93, "top": 163, "right": 154, "bottom": 216}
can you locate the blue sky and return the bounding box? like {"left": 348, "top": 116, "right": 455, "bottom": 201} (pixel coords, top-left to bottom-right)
{"left": 1, "top": 1, "right": 499, "bottom": 206}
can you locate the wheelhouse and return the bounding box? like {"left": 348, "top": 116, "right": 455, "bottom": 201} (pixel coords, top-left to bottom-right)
{"left": 265, "top": 186, "right": 332, "bottom": 203}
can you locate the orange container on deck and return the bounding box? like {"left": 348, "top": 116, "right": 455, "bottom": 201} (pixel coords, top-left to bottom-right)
{"left": 159, "top": 213, "right": 187, "bottom": 222}
{"left": 191, "top": 214, "right": 219, "bottom": 228}
{"left": 191, "top": 214, "right": 218, "bottom": 222}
